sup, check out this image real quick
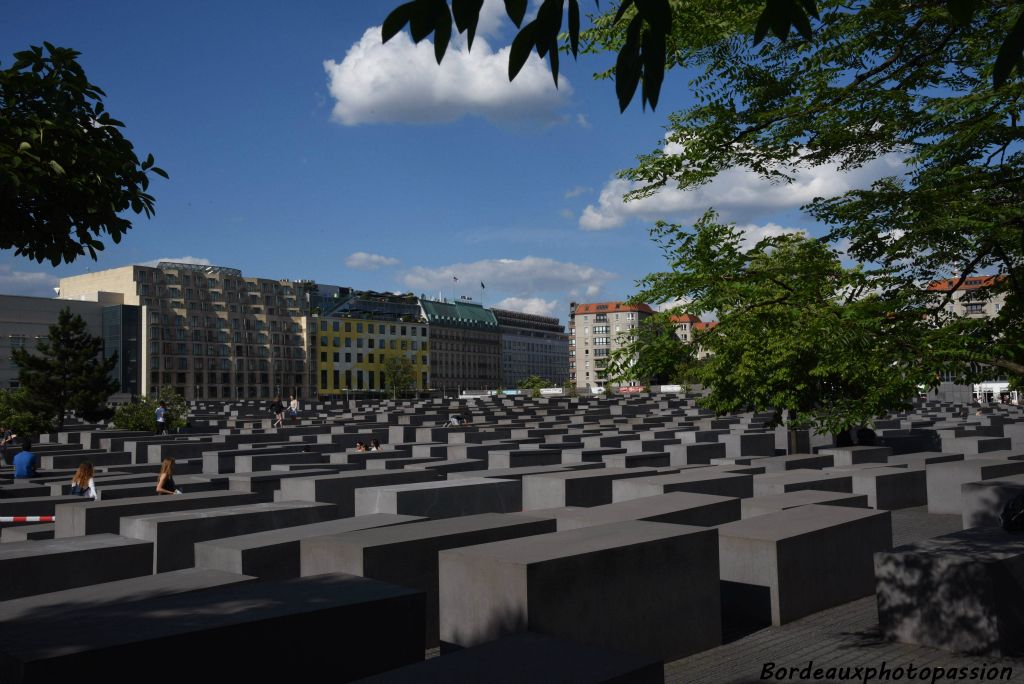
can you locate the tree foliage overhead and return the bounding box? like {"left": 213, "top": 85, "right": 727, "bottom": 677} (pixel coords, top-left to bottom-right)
{"left": 381, "top": 0, "right": 1024, "bottom": 114}
{"left": 609, "top": 0, "right": 1023, "bottom": 379}
{"left": 12, "top": 307, "right": 119, "bottom": 431}
{"left": 0, "top": 43, "right": 167, "bottom": 266}
{"left": 613, "top": 214, "right": 940, "bottom": 433}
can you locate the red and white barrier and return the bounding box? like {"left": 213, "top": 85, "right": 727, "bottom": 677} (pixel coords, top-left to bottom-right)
{"left": 0, "top": 516, "right": 55, "bottom": 523}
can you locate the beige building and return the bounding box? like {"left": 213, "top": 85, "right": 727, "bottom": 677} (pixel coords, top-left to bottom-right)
{"left": 59, "top": 262, "right": 313, "bottom": 401}
{"left": 568, "top": 301, "right": 654, "bottom": 390}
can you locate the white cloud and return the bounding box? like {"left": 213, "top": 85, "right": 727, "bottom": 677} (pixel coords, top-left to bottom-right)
{"left": 345, "top": 252, "right": 400, "bottom": 270}
{"left": 576, "top": 113, "right": 591, "bottom": 129}
{"left": 324, "top": 26, "right": 572, "bottom": 126}
{"left": 141, "top": 256, "right": 212, "bottom": 267}
{"left": 493, "top": 297, "right": 560, "bottom": 317}
{"left": 0, "top": 264, "right": 59, "bottom": 298}
{"left": 401, "top": 256, "right": 617, "bottom": 300}
{"left": 734, "top": 222, "right": 805, "bottom": 250}
{"left": 564, "top": 185, "right": 591, "bottom": 199}
{"left": 579, "top": 153, "right": 906, "bottom": 230}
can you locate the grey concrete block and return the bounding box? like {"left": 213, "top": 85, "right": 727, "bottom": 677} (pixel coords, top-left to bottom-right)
{"left": 301, "top": 512, "right": 555, "bottom": 647}
{"left": 758, "top": 454, "right": 834, "bottom": 472}
{"left": 851, "top": 466, "right": 927, "bottom": 509}
{"left": 356, "top": 632, "right": 664, "bottom": 684}
{"left": 926, "top": 459, "right": 1024, "bottom": 515}
{"left": 740, "top": 491, "right": 869, "bottom": 518}
{"left": 718, "top": 504, "right": 891, "bottom": 626}
{"left": 612, "top": 471, "right": 752, "bottom": 502}
{"left": 818, "top": 446, "right": 892, "bottom": 467}
{"left": 278, "top": 470, "right": 440, "bottom": 517}
{"left": 0, "top": 534, "right": 153, "bottom": 600}
{"left": 0, "top": 574, "right": 425, "bottom": 683}
{"left": 875, "top": 527, "right": 1024, "bottom": 655}
{"left": 120, "top": 501, "right": 336, "bottom": 572}
{"left": 438, "top": 521, "right": 721, "bottom": 660}
{"left": 961, "top": 474, "right": 1024, "bottom": 529}
{"left": 522, "top": 468, "right": 661, "bottom": 510}
{"left": 666, "top": 441, "right": 726, "bottom": 465}
{"left": 194, "top": 513, "right": 420, "bottom": 579}
{"left": 0, "top": 568, "right": 252, "bottom": 621}
{"left": 55, "top": 491, "right": 262, "bottom": 537}
{"left": 354, "top": 478, "right": 522, "bottom": 519}
{"left": 752, "top": 469, "right": 853, "bottom": 497}
{"left": 554, "top": 492, "right": 740, "bottom": 530}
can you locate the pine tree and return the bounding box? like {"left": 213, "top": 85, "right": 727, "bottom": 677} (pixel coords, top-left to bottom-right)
{"left": 12, "top": 307, "right": 119, "bottom": 430}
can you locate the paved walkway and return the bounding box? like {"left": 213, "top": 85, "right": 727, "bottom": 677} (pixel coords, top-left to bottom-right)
{"left": 666, "top": 508, "right": 1024, "bottom": 683}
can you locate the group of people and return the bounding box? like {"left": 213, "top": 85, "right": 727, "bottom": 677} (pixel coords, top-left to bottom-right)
{"left": 354, "top": 439, "right": 381, "bottom": 452}
{"left": 270, "top": 395, "right": 300, "bottom": 428}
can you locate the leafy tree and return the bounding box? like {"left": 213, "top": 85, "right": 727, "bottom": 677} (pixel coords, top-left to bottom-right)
{"left": 0, "top": 388, "right": 55, "bottom": 437}
{"left": 614, "top": 214, "right": 939, "bottom": 435}
{"left": 380, "top": 1, "right": 1024, "bottom": 115}
{"left": 0, "top": 43, "right": 167, "bottom": 266}
{"left": 605, "top": 313, "right": 695, "bottom": 387}
{"left": 111, "top": 386, "right": 188, "bottom": 432}
{"left": 562, "top": 378, "right": 579, "bottom": 397}
{"left": 382, "top": 355, "right": 417, "bottom": 399}
{"left": 12, "top": 308, "right": 119, "bottom": 431}
{"left": 517, "top": 374, "right": 552, "bottom": 397}
{"left": 610, "top": 0, "right": 1023, "bottom": 384}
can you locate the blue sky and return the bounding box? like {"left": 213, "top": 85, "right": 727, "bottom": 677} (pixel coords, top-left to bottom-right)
{"left": 1, "top": 1, "right": 899, "bottom": 322}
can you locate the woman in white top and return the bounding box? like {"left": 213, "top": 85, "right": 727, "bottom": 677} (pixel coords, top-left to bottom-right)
{"left": 288, "top": 395, "right": 299, "bottom": 423}
{"left": 70, "top": 460, "right": 99, "bottom": 500}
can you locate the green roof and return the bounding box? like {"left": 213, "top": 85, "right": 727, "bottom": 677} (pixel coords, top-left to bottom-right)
{"left": 420, "top": 300, "right": 498, "bottom": 329}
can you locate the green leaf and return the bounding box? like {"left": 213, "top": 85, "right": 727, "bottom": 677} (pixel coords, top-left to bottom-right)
{"left": 641, "top": 24, "right": 665, "bottom": 110}
{"left": 509, "top": 23, "right": 536, "bottom": 80}
{"left": 548, "top": 34, "right": 560, "bottom": 86}
{"left": 615, "top": 14, "right": 644, "bottom": 112}
{"left": 409, "top": 0, "right": 441, "bottom": 43}
{"left": 18, "top": 141, "right": 31, "bottom": 152}
{"left": 504, "top": 0, "right": 527, "bottom": 27}
{"left": 568, "top": 0, "right": 580, "bottom": 56}
{"left": 613, "top": 0, "right": 635, "bottom": 26}
{"left": 382, "top": 2, "right": 416, "bottom": 42}
{"left": 452, "top": 0, "right": 485, "bottom": 50}
{"left": 768, "top": 0, "right": 793, "bottom": 41}
{"left": 49, "top": 160, "right": 65, "bottom": 175}
{"left": 994, "top": 9, "right": 1024, "bottom": 87}
{"left": 753, "top": 7, "right": 773, "bottom": 45}
{"left": 945, "top": 0, "right": 977, "bottom": 25}
{"left": 433, "top": 2, "right": 453, "bottom": 63}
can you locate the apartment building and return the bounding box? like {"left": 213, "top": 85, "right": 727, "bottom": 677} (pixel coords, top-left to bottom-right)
{"left": 59, "top": 262, "right": 313, "bottom": 401}
{"left": 569, "top": 301, "right": 654, "bottom": 390}
{"left": 926, "top": 275, "right": 1014, "bottom": 403}
{"left": 313, "top": 290, "right": 429, "bottom": 395}
{"left": 420, "top": 299, "right": 500, "bottom": 391}
{"left": 492, "top": 308, "right": 569, "bottom": 387}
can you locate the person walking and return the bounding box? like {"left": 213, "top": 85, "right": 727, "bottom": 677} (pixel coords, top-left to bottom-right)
{"left": 288, "top": 395, "right": 299, "bottom": 424}
{"left": 271, "top": 396, "right": 285, "bottom": 428}
{"left": 70, "top": 461, "right": 99, "bottom": 500}
{"left": 0, "top": 425, "right": 16, "bottom": 466}
{"left": 155, "top": 401, "right": 168, "bottom": 435}
{"left": 155, "top": 457, "right": 182, "bottom": 495}
{"left": 13, "top": 438, "right": 39, "bottom": 479}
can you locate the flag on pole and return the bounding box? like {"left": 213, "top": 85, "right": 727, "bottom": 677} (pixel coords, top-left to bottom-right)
{"left": 480, "top": 281, "right": 485, "bottom": 289}
{"left": 453, "top": 275, "right": 459, "bottom": 283}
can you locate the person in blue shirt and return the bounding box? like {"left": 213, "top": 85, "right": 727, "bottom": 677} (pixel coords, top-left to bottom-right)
{"left": 13, "top": 438, "right": 39, "bottom": 479}
{"left": 155, "top": 401, "right": 168, "bottom": 435}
